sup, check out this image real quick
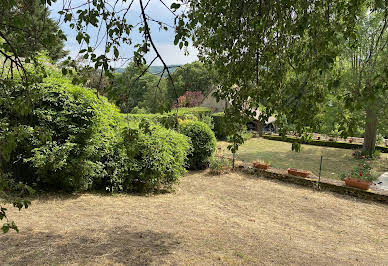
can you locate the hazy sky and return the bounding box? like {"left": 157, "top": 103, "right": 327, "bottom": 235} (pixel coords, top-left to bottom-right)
{"left": 49, "top": 0, "right": 198, "bottom": 66}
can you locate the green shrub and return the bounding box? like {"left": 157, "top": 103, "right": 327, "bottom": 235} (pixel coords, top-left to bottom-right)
{"left": 200, "top": 115, "right": 214, "bottom": 130}
{"left": 212, "top": 112, "right": 228, "bottom": 140}
{"left": 0, "top": 79, "right": 123, "bottom": 192}
{"left": 180, "top": 121, "right": 216, "bottom": 169}
{"left": 340, "top": 159, "right": 378, "bottom": 182}
{"left": 209, "top": 156, "right": 231, "bottom": 175}
{"left": 121, "top": 122, "right": 191, "bottom": 192}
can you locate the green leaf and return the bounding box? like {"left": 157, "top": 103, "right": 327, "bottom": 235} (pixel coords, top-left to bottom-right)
{"left": 113, "top": 46, "right": 119, "bottom": 58}
{"left": 170, "top": 3, "right": 181, "bottom": 10}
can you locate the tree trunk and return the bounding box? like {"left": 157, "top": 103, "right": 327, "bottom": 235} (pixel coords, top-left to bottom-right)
{"left": 362, "top": 107, "right": 378, "bottom": 157}
{"left": 255, "top": 121, "right": 264, "bottom": 137}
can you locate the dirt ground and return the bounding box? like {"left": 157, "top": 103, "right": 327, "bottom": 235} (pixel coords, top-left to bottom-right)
{"left": 1, "top": 171, "right": 387, "bottom": 265}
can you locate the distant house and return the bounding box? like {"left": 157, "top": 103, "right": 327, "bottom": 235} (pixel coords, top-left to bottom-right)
{"left": 200, "top": 86, "right": 228, "bottom": 113}
{"left": 200, "top": 86, "right": 277, "bottom": 133}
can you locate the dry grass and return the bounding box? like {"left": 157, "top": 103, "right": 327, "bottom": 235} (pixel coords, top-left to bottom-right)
{"left": 1, "top": 171, "right": 387, "bottom": 265}
{"left": 218, "top": 138, "right": 388, "bottom": 179}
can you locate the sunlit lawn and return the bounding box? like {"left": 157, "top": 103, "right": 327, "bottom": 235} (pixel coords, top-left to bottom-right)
{"left": 218, "top": 138, "right": 388, "bottom": 180}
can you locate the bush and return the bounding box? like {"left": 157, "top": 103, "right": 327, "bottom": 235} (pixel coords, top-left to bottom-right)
{"left": 209, "top": 156, "right": 231, "bottom": 175}
{"left": 200, "top": 115, "right": 214, "bottom": 130}
{"left": 0, "top": 78, "right": 123, "bottom": 192}
{"left": 180, "top": 121, "right": 216, "bottom": 169}
{"left": 121, "top": 122, "right": 191, "bottom": 192}
{"left": 212, "top": 112, "right": 228, "bottom": 140}
{"left": 340, "top": 159, "right": 378, "bottom": 182}
{"left": 0, "top": 79, "right": 192, "bottom": 193}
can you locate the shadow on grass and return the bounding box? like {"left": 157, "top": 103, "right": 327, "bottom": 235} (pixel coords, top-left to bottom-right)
{"left": 0, "top": 226, "right": 180, "bottom": 265}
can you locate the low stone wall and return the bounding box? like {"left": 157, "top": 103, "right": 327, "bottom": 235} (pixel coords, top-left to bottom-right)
{"left": 236, "top": 162, "right": 388, "bottom": 204}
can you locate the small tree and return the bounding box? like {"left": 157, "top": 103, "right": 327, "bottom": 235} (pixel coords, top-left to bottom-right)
{"left": 173, "top": 91, "right": 204, "bottom": 108}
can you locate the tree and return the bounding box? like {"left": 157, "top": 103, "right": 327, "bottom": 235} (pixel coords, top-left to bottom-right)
{"left": 139, "top": 78, "right": 170, "bottom": 113}
{"left": 173, "top": 91, "right": 204, "bottom": 108}
{"left": 335, "top": 6, "right": 388, "bottom": 156}
{"left": 0, "top": 0, "right": 68, "bottom": 63}
{"left": 167, "top": 61, "right": 216, "bottom": 102}
{"left": 107, "top": 62, "right": 166, "bottom": 113}
{"left": 174, "top": 0, "right": 367, "bottom": 149}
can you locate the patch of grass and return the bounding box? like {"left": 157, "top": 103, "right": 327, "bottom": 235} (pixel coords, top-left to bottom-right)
{"left": 218, "top": 138, "right": 388, "bottom": 179}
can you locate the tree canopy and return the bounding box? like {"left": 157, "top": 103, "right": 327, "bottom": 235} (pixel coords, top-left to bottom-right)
{"left": 0, "top": 0, "right": 67, "bottom": 63}
{"left": 166, "top": 61, "right": 216, "bottom": 101}
{"left": 175, "top": 0, "right": 387, "bottom": 155}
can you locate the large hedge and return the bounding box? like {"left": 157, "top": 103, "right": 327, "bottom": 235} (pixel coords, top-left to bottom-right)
{"left": 180, "top": 121, "right": 216, "bottom": 169}
{"left": 0, "top": 74, "right": 192, "bottom": 193}
{"left": 0, "top": 77, "right": 123, "bottom": 191}
{"left": 120, "top": 122, "right": 191, "bottom": 192}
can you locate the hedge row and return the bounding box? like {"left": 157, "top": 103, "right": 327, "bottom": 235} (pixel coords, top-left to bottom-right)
{"left": 123, "top": 107, "right": 213, "bottom": 129}
{"left": 262, "top": 135, "right": 388, "bottom": 153}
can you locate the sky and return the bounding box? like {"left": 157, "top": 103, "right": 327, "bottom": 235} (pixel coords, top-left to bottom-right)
{"left": 49, "top": 0, "right": 198, "bottom": 67}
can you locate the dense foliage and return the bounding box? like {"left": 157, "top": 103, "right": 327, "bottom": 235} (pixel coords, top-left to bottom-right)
{"left": 108, "top": 63, "right": 168, "bottom": 113}
{"left": 0, "top": 57, "right": 198, "bottom": 196}
{"left": 120, "top": 122, "right": 191, "bottom": 192}
{"left": 0, "top": 74, "right": 122, "bottom": 191}
{"left": 0, "top": 0, "right": 67, "bottom": 62}
{"left": 167, "top": 61, "right": 217, "bottom": 101}
{"left": 212, "top": 112, "right": 228, "bottom": 140}
{"left": 180, "top": 121, "right": 216, "bottom": 170}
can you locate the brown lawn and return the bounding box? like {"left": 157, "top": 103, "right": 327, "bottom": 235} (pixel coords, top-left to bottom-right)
{"left": 1, "top": 171, "right": 387, "bottom": 265}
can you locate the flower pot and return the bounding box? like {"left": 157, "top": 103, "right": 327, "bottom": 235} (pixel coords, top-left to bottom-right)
{"left": 344, "top": 177, "right": 371, "bottom": 190}
{"left": 253, "top": 161, "right": 270, "bottom": 170}
{"left": 287, "top": 168, "right": 311, "bottom": 178}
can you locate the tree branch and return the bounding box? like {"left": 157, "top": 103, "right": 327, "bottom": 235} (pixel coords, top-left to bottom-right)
{"left": 139, "top": 0, "right": 178, "bottom": 101}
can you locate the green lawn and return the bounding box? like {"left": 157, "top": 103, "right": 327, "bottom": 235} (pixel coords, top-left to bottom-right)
{"left": 218, "top": 138, "right": 388, "bottom": 180}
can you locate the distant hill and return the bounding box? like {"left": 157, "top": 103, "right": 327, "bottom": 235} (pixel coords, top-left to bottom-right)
{"left": 115, "top": 65, "right": 181, "bottom": 76}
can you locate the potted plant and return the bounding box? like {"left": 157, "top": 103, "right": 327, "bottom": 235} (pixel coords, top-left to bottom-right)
{"left": 340, "top": 160, "right": 378, "bottom": 190}
{"left": 287, "top": 168, "right": 311, "bottom": 178}
{"left": 253, "top": 160, "right": 270, "bottom": 170}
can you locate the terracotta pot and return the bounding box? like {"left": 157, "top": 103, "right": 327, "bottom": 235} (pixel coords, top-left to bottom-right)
{"left": 344, "top": 178, "right": 371, "bottom": 190}
{"left": 287, "top": 168, "right": 310, "bottom": 178}
{"left": 253, "top": 162, "right": 270, "bottom": 170}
